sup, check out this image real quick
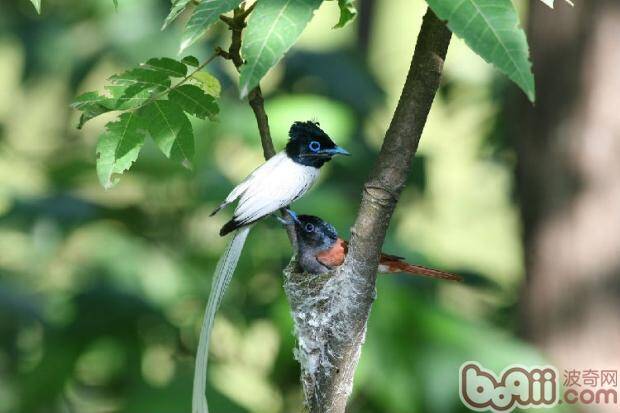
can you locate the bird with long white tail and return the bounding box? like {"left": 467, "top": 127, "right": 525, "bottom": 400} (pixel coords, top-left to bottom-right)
{"left": 193, "top": 121, "right": 349, "bottom": 413}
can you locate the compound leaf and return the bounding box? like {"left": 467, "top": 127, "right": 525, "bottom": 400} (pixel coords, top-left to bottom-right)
{"left": 425, "top": 0, "right": 535, "bottom": 101}
{"left": 239, "top": 0, "right": 323, "bottom": 98}
{"left": 96, "top": 112, "right": 146, "bottom": 189}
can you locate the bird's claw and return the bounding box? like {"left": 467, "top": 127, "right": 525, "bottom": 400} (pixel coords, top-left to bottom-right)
{"left": 275, "top": 209, "right": 301, "bottom": 226}
{"left": 275, "top": 215, "right": 290, "bottom": 225}
{"left": 285, "top": 208, "right": 301, "bottom": 225}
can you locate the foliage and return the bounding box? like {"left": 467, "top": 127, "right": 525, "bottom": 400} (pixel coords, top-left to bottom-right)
{"left": 1, "top": 1, "right": 573, "bottom": 412}
{"left": 71, "top": 57, "right": 220, "bottom": 188}
{"left": 64, "top": 0, "right": 544, "bottom": 185}
{"left": 425, "top": 0, "right": 535, "bottom": 102}
{"left": 238, "top": 0, "right": 323, "bottom": 97}
{"left": 179, "top": 0, "right": 244, "bottom": 52}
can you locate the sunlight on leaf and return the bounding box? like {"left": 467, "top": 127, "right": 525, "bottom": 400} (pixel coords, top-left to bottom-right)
{"left": 239, "top": 0, "right": 323, "bottom": 98}
{"left": 191, "top": 71, "right": 221, "bottom": 97}
{"left": 96, "top": 112, "right": 146, "bottom": 189}
{"left": 162, "top": 0, "right": 193, "bottom": 30}
{"left": 169, "top": 84, "right": 219, "bottom": 120}
{"left": 139, "top": 100, "right": 194, "bottom": 162}
{"left": 180, "top": 0, "right": 244, "bottom": 53}
{"left": 29, "top": 0, "right": 41, "bottom": 14}
{"left": 425, "top": 0, "right": 536, "bottom": 102}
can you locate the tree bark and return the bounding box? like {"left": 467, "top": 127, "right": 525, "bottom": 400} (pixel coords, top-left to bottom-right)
{"left": 518, "top": 0, "right": 620, "bottom": 402}
{"left": 283, "top": 9, "right": 451, "bottom": 412}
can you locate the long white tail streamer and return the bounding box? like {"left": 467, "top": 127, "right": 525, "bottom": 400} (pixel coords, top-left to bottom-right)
{"left": 192, "top": 226, "right": 251, "bottom": 413}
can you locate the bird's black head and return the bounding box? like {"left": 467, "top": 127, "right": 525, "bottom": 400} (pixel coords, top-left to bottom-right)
{"left": 293, "top": 214, "right": 339, "bottom": 250}
{"left": 285, "top": 121, "right": 350, "bottom": 168}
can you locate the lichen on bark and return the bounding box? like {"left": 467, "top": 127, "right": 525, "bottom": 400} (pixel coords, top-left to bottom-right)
{"left": 283, "top": 260, "right": 375, "bottom": 412}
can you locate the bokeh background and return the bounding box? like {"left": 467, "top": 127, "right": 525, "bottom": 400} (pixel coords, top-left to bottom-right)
{"left": 1, "top": 0, "right": 619, "bottom": 412}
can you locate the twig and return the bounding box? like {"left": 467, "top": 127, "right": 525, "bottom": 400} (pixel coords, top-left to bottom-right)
{"left": 218, "top": 5, "right": 296, "bottom": 247}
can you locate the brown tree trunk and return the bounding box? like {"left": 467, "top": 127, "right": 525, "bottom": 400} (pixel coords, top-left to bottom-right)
{"left": 518, "top": 0, "right": 620, "bottom": 401}
{"left": 283, "top": 9, "right": 451, "bottom": 412}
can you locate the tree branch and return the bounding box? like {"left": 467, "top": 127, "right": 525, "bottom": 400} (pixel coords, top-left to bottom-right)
{"left": 218, "top": 5, "right": 295, "bottom": 244}
{"left": 347, "top": 8, "right": 451, "bottom": 281}
{"left": 283, "top": 8, "right": 452, "bottom": 412}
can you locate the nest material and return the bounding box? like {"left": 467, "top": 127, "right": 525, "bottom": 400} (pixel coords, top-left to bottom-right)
{"left": 282, "top": 259, "right": 375, "bottom": 412}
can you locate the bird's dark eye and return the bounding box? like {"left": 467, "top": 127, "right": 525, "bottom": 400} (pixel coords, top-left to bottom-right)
{"left": 308, "top": 141, "right": 321, "bottom": 152}
{"left": 304, "top": 223, "right": 315, "bottom": 232}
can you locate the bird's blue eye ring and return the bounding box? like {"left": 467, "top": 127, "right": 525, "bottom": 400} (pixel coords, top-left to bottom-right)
{"left": 305, "top": 223, "right": 315, "bottom": 232}
{"left": 308, "top": 141, "right": 321, "bottom": 152}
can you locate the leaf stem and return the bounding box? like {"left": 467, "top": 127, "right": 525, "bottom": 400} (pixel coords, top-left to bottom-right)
{"left": 135, "top": 51, "right": 220, "bottom": 112}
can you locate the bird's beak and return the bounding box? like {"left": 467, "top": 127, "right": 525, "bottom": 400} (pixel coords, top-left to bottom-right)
{"left": 323, "top": 146, "right": 350, "bottom": 156}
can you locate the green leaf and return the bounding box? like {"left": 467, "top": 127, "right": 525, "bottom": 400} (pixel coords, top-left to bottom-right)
{"left": 112, "top": 0, "right": 118, "bottom": 10}
{"left": 425, "top": 0, "right": 535, "bottom": 101}
{"left": 29, "top": 0, "right": 41, "bottom": 13}
{"left": 181, "top": 55, "right": 200, "bottom": 67}
{"left": 105, "top": 67, "right": 170, "bottom": 109}
{"left": 140, "top": 100, "right": 194, "bottom": 162}
{"left": 168, "top": 84, "right": 219, "bottom": 120}
{"left": 334, "top": 0, "right": 356, "bottom": 28}
{"left": 162, "top": 0, "right": 193, "bottom": 30}
{"left": 71, "top": 92, "right": 113, "bottom": 128}
{"left": 142, "top": 57, "right": 187, "bottom": 78}
{"left": 180, "top": 0, "right": 244, "bottom": 53}
{"left": 239, "top": 0, "right": 323, "bottom": 98}
{"left": 105, "top": 85, "right": 154, "bottom": 111}
{"left": 96, "top": 112, "right": 146, "bottom": 189}
{"left": 108, "top": 68, "right": 171, "bottom": 92}
{"left": 191, "top": 71, "right": 221, "bottom": 97}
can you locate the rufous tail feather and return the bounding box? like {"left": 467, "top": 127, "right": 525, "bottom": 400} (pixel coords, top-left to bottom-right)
{"left": 380, "top": 260, "right": 462, "bottom": 282}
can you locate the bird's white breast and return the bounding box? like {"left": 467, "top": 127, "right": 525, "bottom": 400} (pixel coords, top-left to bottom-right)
{"left": 232, "top": 152, "right": 319, "bottom": 225}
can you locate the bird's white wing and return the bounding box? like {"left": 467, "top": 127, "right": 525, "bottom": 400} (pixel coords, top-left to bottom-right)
{"left": 233, "top": 153, "right": 318, "bottom": 225}
{"left": 212, "top": 152, "right": 288, "bottom": 214}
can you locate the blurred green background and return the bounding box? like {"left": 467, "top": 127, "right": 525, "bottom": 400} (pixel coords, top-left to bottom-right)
{"left": 2, "top": 0, "right": 617, "bottom": 412}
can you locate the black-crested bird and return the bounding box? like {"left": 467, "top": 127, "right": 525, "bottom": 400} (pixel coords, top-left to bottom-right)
{"left": 290, "top": 213, "right": 462, "bottom": 281}
{"left": 211, "top": 120, "right": 350, "bottom": 236}
{"left": 193, "top": 121, "right": 349, "bottom": 413}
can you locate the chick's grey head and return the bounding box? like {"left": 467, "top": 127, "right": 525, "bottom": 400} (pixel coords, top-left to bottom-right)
{"left": 285, "top": 121, "right": 349, "bottom": 168}
{"left": 294, "top": 214, "right": 339, "bottom": 252}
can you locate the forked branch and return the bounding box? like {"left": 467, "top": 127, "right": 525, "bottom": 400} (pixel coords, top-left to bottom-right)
{"left": 283, "top": 9, "right": 452, "bottom": 412}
